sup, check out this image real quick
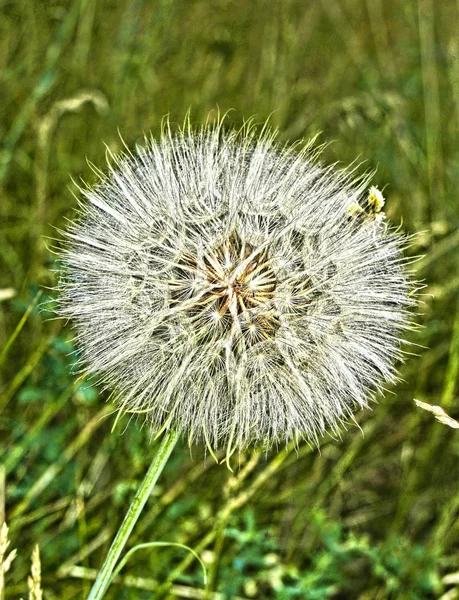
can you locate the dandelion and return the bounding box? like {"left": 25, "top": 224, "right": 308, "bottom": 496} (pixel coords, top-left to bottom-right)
{"left": 58, "top": 120, "right": 412, "bottom": 452}
{"left": 56, "top": 118, "right": 414, "bottom": 599}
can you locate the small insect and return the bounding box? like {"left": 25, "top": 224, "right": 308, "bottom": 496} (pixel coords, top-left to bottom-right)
{"left": 346, "top": 186, "right": 386, "bottom": 224}
{"left": 367, "top": 185, "right": 385, "bottom": 215}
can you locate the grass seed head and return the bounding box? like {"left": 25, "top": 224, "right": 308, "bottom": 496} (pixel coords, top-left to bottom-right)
{"left": 0, "top": 522, "right": 17, "bottom": 598}
{"left": 27, "top": 545, "right": 42, "bottom": 600}
{"left": 57, "top": 119, "right": 414, "bottom": 452}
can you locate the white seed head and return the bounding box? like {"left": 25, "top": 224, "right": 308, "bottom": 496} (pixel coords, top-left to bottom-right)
{"left": 57, "top": 119, "right": 414, "bottom": 452}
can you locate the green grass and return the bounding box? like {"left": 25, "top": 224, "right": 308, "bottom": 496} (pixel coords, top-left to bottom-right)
{"left": 0, "top": 0, "right": 458, "bottom": 598}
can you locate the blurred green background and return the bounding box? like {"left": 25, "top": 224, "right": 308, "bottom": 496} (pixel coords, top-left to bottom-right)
{"left": 1, "top": 0, "right": 458, "bottom": 598}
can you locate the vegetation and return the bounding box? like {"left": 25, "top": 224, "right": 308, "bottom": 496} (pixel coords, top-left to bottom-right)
{"left": 0, "top": 0, "right": 458, "bottom": 598}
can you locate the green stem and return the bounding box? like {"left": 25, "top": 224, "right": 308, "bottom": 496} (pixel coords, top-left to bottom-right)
{"left": 87, "top": 429, "right": 180, "bottom": 600}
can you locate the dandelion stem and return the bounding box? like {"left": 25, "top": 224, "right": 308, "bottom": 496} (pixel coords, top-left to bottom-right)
{"left": 87, "top": 429, "right": 180, "bottom": 600}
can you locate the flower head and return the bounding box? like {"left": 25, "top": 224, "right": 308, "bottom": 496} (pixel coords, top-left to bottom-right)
{"left": 57, "top": 119, "right": 413, "bottom": 454}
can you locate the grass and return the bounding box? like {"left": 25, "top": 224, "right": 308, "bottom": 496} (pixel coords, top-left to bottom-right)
{"left": 0, "top": 0, "right": 458, "bottom": 598}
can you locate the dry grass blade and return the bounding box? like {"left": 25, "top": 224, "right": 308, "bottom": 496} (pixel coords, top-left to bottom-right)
{"left": 34, "top": 90, "right": 109, "bottom": 248}
{"left": 61, "top": 565, "right": 246, "bottom": 599}
{"left": 11, "top": 405, "right": 113, "bottom": 519}
{"left": 414, "top": 399, "right": 459, "bottom": 429}
{"left": 0, "top": 290, "right": 42, "bottom": 369}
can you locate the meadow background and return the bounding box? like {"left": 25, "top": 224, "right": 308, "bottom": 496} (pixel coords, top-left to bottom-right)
{"left": 1, "top": 0, "right": 458, "bottom": 598}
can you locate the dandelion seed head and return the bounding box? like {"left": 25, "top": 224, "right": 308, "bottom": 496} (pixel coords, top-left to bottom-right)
{"left": 57, "top": 118, "right": 414, "bottom": 452}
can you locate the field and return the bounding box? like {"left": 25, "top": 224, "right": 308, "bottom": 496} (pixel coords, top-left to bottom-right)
{"left": 0, "top": 1, "right": 458, "bottom": 598}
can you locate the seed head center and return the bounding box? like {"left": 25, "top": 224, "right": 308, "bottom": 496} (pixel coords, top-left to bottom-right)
{"left": 170, "top": 232, "right": 279, "bottom": 341}
{"left": 205, "top": 240, "right": 276, "bottom": 318}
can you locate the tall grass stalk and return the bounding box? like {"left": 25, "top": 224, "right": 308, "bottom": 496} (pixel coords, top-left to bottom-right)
{"left": 87, "top": 429, "right": 179, "bottom": 600}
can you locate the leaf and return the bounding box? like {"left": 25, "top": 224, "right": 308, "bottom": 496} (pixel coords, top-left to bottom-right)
{"left": 110, "top": 541, "right": 208, "bottom": 587}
